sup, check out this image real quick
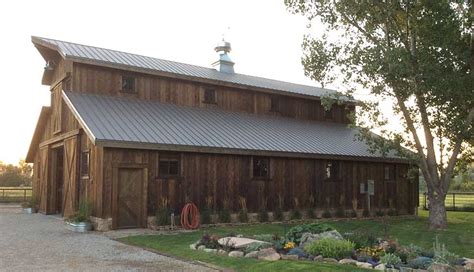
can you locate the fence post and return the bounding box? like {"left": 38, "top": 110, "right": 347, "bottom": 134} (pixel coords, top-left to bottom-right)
{"left": 453, "top": 193, "right": 456, "bottom": 211}
{"left": 24, "top": 189, "right": 27, "bottom": 201}
{"left": 424, "top": 192, "right": 427, "bottom": 210}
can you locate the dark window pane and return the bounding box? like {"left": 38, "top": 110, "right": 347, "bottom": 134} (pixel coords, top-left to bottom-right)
{"left": 80, "top": 151, "right": 89, "bottom": 177}
{"left": 270, "top": 96, "right": 280, "bottom": 112}
{"left": 122, "top": 76, "right": 135, "bottom": 92}
{"left": 159, "top": 155, "right": 180, "bottom": 177}
{"left": 203, "top": 89, "right": 216, "bottom": 103}
{"left": 253, "top": 157, "right": 269, "bottom": 178}
{"left": 169, "top": 161, "right": 179, "bottom": 175}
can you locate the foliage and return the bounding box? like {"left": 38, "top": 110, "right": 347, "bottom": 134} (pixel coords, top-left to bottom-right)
{"left": 253, "top": 234, "right": 274, "bottom": 243}
{"left": 238, "top": 196, "right": 248, "bottom": 223}
{"left": 258, "top": 209, "right": 269, "bottom": 222}
{"left": 335, "top": 208, "right": 345, "bottom": 218}
{"left": 156, "top": 197, "right": 171, "bottom": 226}
{"left": 357, "top": 246, "right": 384, "bottom": 261}
{"left": 322, "top": 210, "right": 332, "bottom": 218}
{"left": 284, "top": 241, "right": 296, "bottom": 250}
{"left": 304, "top": 237, "right": 355, "bottom": 259}
{"left": 287, "top": 247, "right": 307, "bottom": 258}
{"left": 380, "top": 253, "right": 402, "bottom": 267}
{"left": 67, "top": 199, "right": 92, "bottom": 223}
{"left": 200, "top": 208, "right": 211, "bottom": 224}
{"left": 362, "top": 209, "right": 370, "bottom": 217}
{"left": 218, "top": 208, "right": 231, "bottom": 223}
{"left": 243, "top": 241, "right": 272, "bottom": 254}
{"left": 0, "top": 160, "right": 32, "bottom": 187}
{"left": 433, "top": 236, "right": 459, "bottom": 266}
{"left": 407, "top": 256, "right": 433, "bottom": 270}
{"left": 198, "top": 233, "right": 220, "bottom": 249}
{"left": 346, "top": 210, "right": 357, "bottom": 218}
{"left": 290, "top": 209, "right": 301, "bottom": 220}
{"left": 387, "top": 209, "right": 398, "bottom": 216}
{"left": 376, "top": 210, "right": 385, "bottom": 217}
{"left": 344, "top": 231, "right": 377, "bottom": 249}
{"left": 306, "top": 208, "right": 316, "bottom": 219}
{"left": 285, "top": 0, "right": 474, "bottom": 230}
{"left": 285, "top": 223, "right": 334, "bottom": 244}
{"left": 273, "top": 207, "right": 284, "bottom": 221}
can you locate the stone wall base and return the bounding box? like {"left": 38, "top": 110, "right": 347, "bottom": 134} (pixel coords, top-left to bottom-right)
{"left": 90, "top": 216, "right": 112, "bottom": 231}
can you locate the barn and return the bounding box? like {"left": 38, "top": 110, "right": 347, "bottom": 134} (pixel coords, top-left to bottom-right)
{"left": 26, "top": 36, "right": 418, "bottom": 230}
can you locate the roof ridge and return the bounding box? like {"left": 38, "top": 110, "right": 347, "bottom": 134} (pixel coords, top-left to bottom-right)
{"left": 34, "top": 36, "right": 336, "bottom": 95}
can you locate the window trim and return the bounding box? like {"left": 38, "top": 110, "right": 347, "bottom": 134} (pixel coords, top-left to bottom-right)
{"left": 324, "top": 160, "right": 342, "bottom": 182}
{"left": 252, "top": 156, "right": 270, "bottom": 179}
{"left": 120, "top": 75, "right": 136, "bottom": 93}
{"left": 159, "top": 154, "right": 181, "bottom": 178}
{"left": 384, "top": 164, "right": 396, "bottom": 182}
{"left": 203, "top": 88, "right": 217, "bottom": 104}
{"left": 80, "top": 150, "right": 90, "bottom": 179}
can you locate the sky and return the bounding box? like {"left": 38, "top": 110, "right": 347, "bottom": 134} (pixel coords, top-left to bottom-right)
{"left": 0, "top": 0, "right": 374, "bottom": 165}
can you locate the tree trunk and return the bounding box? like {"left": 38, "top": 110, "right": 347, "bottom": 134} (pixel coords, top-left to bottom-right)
{"left": 427, "top": 193, "right": 447, "bottom": 230}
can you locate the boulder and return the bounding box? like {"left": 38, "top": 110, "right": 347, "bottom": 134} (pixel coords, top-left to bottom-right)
{"left": 375, "top": 264, "right": 386, "bottom": 270}
{"left": 217, "top": 249, "right": 228, "bottom": 256}
{"left": 323, "top": 258, "right": 338, "bottom": 263}
{"left": 313, "top": 255, "right": 324, "bottom": 262}
{"left": 189, "top": 243, "right": 197, "bottom": 250}
{"left": 203, "top": 248, "right": 217, "bottom": 254}
{"left": 257, "top": 248, "right": 281, "bottom": 261}
{"left": 299, "top": 230, "right": 344, "bottom": 247}
{"left": 287, "top": 248, "right": 307, "bottom": 258}
{"left": 244, "top": 251, "right": 259, "bottom": 258}
{"left": 197, "top": 245, "right": 206, "bottom": 251}
{"left": 281, "top": 254, "right": 299, "bottom": 260}
{"left": 465, "top": 262, "right": 474, "bottom": 270}
{"left": 339, "top": 258, "right": 357, "bottom": 265}
{"left": 218, "top": 237, "right": 267, "bottom": 249}
{"left": 399, "top": 267, "right": 415, "bottom": 272}
{"left": 228, "top": 251, "right": 244, "bottom": 258}
{"left": 428, "top": 263, "right": 456, "bottom": 272}
{"left": 356, "top": 261, "right": 373, "bottom": 269}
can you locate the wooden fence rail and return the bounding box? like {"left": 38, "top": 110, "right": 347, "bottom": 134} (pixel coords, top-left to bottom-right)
{"left": 421, "top": 192, "right": 474, "bottom": 212}
{"left": 0, "top": 188, "right": 32, "bottom": 203}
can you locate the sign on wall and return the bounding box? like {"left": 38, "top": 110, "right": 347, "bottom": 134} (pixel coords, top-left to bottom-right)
{"left": 367, "top": 180, "right": 375, "bottom": 195}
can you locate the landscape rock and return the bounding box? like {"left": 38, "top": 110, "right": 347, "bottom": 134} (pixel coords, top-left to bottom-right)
{"left": 313, "top": 255, "right": 324, "bottom": 262}
{"left": 189, "top": 243, "right": 197, "bottom": 250}
{"left": 257, "top": 248, "right": 281, "bottom": 261}
{"left": 218, "top": 237, "right": 267, "bottom": 249}
{"left": 281, "top": 254, "right": 299, "bottom": 260}
{"left": 217, "top": 249, "right": 228, "bottom": 256}
{"left": 287, "top": 248, "right": 307, "bottom": 258}
{"left": 464, "top": 260, "right": 474, "bottom": 270}
{"left": 197, "top": 245, "right": 206, "bottom": 251}
{"left": 375, "top": 264, "right": 386, "bottom": 270}
{"left": 428, "top": 263, "right": 456, "bottom": 272}
{"left": 453, "top": 265, "right": 466, "bottom": 272}
{"left": 299, "top": 230, "right": 344, "bottom": 247}
{"left": 356, "top": 261, "right": 373, "bottom": 269}
{"left": 244, "top": 251, "right": 259, "bottom": 258}
{"left": 323, "top": 258, "right": 338, "bottom": 263}
{"left": 339, "top": 258, "right": 357, "bottom": 265}
{"left": 203, "top": 248, "right": 217, "bottom": 254}
{"left": 399, "top": 267, "right": 414, "bottom": 272}
{"left": 228, "top": 251, "right": 244, "bottom": 258}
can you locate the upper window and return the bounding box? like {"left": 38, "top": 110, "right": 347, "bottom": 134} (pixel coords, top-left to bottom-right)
{"left": 384, "top": 165, "right": 395, "bottom": 181}
{"left": 324, "top": 107, "right": 333, "bottom": 119}
{"left": 203, "top": 88, "right": 217, "bottom": 104}
{"left": 270, "top": 96, "right": 280, "bottom": 112}
{"left": 159, "top": 154, "right": 180, "bottom": 177}
{"left": 253, "top": 157, "right": 270, "bottom": 178}
{"left": 121, "top": 76, "right": 136, "bottom": 92}
{"left": 325, "top": 161, "right": 341, "bottom": 181}
{"left": 80, "top": 150, "right": 90, "bottom": 178}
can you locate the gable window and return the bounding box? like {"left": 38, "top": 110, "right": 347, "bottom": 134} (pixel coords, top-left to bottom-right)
{"left": 384, "top": 165, "right": 395, "bottom": 181}
{"left": 324, "top": 107, "right": 333, "bottom": 119}
{"left": 325, "top": 161, "right": 341, "bottom": 181}
{"left": 253, "top": 157, "right": 269, "bottom": 178}
{"left": 270, "top": 96, "right": 280, "bottom": 112}
{"left": 80, "top": 150, "right": 90, "bottom": 178}
{"left": 203, "top": 88, "right": 217, "bottom": 104}
{"left": 121, "top": 75, "right": 136, "bottom": 92}
{"left": 159, "top": 154, "right": 180, "bottom": 177}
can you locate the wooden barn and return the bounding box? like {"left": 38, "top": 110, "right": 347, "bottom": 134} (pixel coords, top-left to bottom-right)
{"left": 26, "top": 37, "right": 418, "bottom": 230}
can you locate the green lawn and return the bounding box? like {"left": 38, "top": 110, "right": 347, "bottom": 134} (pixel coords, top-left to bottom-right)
{"left": 119, "top": 210, "right": 474, "bottom": 272}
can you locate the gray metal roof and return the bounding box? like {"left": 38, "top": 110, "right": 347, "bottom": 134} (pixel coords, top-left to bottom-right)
{"left": 63, "top": 92, "right": 399, "bottom": 160}
{"left": 33, "top": 36, "right": 339, "bottom": 99}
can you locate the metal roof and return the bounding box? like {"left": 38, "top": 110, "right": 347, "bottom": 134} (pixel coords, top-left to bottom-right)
{"left": 63, "top": 92, "right": 399, "bottom": 160}
{"left": 33, "top": 36, "right": 340, "bottom": 99}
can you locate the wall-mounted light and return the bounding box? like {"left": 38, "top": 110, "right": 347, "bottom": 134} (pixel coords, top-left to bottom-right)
{"left": 44, "top": 60, "right": 56, "bottom": 71}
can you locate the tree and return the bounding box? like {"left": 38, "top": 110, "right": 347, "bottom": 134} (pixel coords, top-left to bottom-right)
{"left": 285, "top": 0, "right": 473, "bottom": 229}
{"left": 0, "top": 160, "right": 32, "bottom": 187}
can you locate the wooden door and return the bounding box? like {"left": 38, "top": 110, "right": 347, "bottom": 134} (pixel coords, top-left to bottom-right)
{"left": 113, "top": 166, "right": 148, "bottom": 229}
{"left": 62, "top": 137, "right": 78, "bottom": 217}
{"left": 38, "top": 146, "right": 49, "bottom": 213}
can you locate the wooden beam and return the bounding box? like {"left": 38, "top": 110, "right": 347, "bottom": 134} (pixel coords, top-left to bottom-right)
{"left": 39, "top": 129, "right": 80, "bottom": 147}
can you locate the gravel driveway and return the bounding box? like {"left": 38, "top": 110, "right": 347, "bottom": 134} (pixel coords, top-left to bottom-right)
{"left": 0, "top": 204, "right": 215, "bottom": 271}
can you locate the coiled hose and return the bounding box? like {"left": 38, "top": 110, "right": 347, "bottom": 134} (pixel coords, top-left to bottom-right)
{"left": 180, "top": 202, "right": 200, "bottom": 229}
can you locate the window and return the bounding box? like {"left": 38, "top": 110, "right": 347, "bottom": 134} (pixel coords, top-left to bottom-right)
{"left": 159, "top": 154, "right": 180, "bottom": 177}
{"left": 324, "top": 107, "right": 333, "bottom": 119}
{"left": 384, "top": 165, "right": 395, "bottom": 181}
{"left": 80, "top": 150, "right": 90, "bottom": 178}
{"left": 253, "top": 157, "right": 269, "bottom": 178}
{"left": 203, "top": 88, "right": 217, "bottom": 104}
{"left": 325, "top": 161, "right": 341, "bottom": 181}
{"left": 121, "top": 75, "right": 136, "bottom": 92}
{"left": 270, "top": 96, "right": 280, "bottom": 112}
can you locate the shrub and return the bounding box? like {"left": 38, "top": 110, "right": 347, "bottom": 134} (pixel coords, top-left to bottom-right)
{"left": 67, "top": 200, "right": 92, "bottom": 223}
{"left": 387, "top": 209, "right": 398, "bottom": 216}
{"left": 322, "top": 210, "right": 332, "bottom": 218}
{"left": 407, "top": 256, "right": 433, "bottom": 269}
{"left": 200, "top": 208, "right": 211, "bottom": 224}
{"left": 273, "top": 207, "right": 284, "bottom": 221}
{"left": 346, "top": 210, "right": 357, "bottom": 218}
{"left": 253, "top": 234, "right": 275, "bottom": 243}
{"left": 376, "top": 210, "right": 385, "bottom": 217}
{"left": 290, "top": 210, "right": 301, "bottom": 220}
{"left": 344, "top": 231, "right": 377, "bottom": 249}
{"left": 156, "top": 207, "right": 171, "bottom": 226}
{"left": 433, "top": 236, "right": 459, "bottom": 266}
{"left": 198, "top": 233, "right": 220, "bottom": 249}
{"left": 285, "top": 223, "right": 334, "bottom": 244}
{"left": 238, "top": 209, "right": 248, "bottom": 222}
{"left": 258, "top": 209, "right": 269, "bottom": 222}
{"left": 306, "top": 208, "right": 316, "bottom": 219}
{"left": 380, "top": 253, "right": 402, "bottom": 267}
{"left": 362, "top": 209, "right": 370, "bottom": 217}
{"left": 304, "top": 237, "right": 355, "bottom": 259}
{"left": 335, "top": 208, "right": 345, "bottom": 218}
{"left": 357, "top": 246, "right": 384, "bottom": 261}
{"left": 219, "top": 208, "right": 231, "bottom": 223}
{"left": 244, "top": 242, "right": 272, "bottom": 254}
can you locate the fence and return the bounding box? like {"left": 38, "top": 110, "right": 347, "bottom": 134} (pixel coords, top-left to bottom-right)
{"left": 420, "top": 192, "right": 474, "bottom": 211}
{"left": 0, "top": 187, "right": 32, "bottom": 203}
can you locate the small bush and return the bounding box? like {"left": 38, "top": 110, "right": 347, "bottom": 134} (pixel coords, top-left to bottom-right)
{"left": 273, "top": 207, "right": 284, "bottom": 221}
{"left": 407, "top": 256, "right": 433, "bottom": 269}
{"left": 335, "top": 208, "right": 345, "bottom": 218}
{"left": 290, "top": 210, "right": 302, "bottom": 220}
{"left": 219, "top": 208, "right": 231, "bottom": 223}
{"left": 304, "top": 237, "right": 355, "bottom": 259}
{"left": 344, "top": 231, "right": 377, "bottom": 249}
{"left": 258, "top": 209, "right": 269, "bottom": 222}
{"left": 68, "top": 200, "right": 92, "bottom": 223}
{"left": 253, "top": 234, "right": 275, "bottom": 243}
{"left": 244, "top": 242, "right": 272, "bottom": 254}
{"left": 433, "top": 236, "right": 459, "bottom": 266}
{"left": 156, "top": 207, "right": 171, "bottom": 226}
{"left": 306, "top": 208, "right": 316, "bottom": 219}
{"left": 198, "top": 233, "right": 220, "bottom": 249}
{"left": 357, "top": 246, "right": 384, "bottom": 261}
{"left": 238, "top": 209, "right": 248, "bottom": 222}
{"left": 362, "top": 209, "right": 370, "bottom": 217}
{"left": 387, "top": 209, "right": 398, "bottom": 216}
{"left": 376, "top": 210, "right": 385, "bottom": 217}
{"left": 380, "top": 253, "right": 402, "bottom": 267}
{"left": 346, "top": 210, "right": 357, "bottom": 218}
{"left": 286, "top": 223, "right": 334, "bottom": 244}
{"left": 322, "top": 210, "right": 332, "bottom": 218}
{"left": 200, "top": 208, "right": 211, "bottom": 224}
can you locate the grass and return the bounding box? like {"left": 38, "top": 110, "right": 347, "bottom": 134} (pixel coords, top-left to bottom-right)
{"left": 0, "top": 187, "right": 32, "bottom": 202}
{"left": 119, "top": 210, "right": 474, "bottom": 271}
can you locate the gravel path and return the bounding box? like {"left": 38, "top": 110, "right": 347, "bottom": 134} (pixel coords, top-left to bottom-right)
{"left": 0, "top": 204, "right": 216, "bottom": 272}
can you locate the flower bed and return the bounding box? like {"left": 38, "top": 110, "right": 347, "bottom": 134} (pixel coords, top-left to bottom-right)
{"left": 189, "top": 222, "right": 474, "bottom": 271}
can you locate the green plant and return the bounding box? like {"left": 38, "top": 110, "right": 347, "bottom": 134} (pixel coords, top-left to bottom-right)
{"left": 387, "top": 209, "right": 398, "bottom": 216}
{"left": 306, "top": 208, "right": 316, "bottom": 219}
{"left": 200, "top": 208, "right": 211, "bottom": 224}
{"left": 238, "top": 196, "right": 248, "bottom": 222}
{"left": 244, "top": 242, "right": 272, "bottom": 254}
{"left": 322, "top": 210, "right": 332, "bottom": 218}
{"left": 344, "top": 231, "right": 377, "bottom": 249}
{"left": 357, "top": 246, "right": 384, "bottom": 261}
{"left": 346, "top": 210, "right": 357, "bottom": 218}
{"left": 67, "top": 199, "right": 93, "bottom": 223}
{"left": 258, "top": 209, "right": 269, "bottom": 222}
{"left": 290, "top": 209, "right": 301, "bottom": 220}
{"left": 375, "top": 210, "right": 385, "bottom": 217}
{"left": 219, "top": 208, "right": 231, "bottom": 223}
{"left": 285, "top": 223, "right": 334, "bottom": 244}
{"left": 433, "top": 236, "right": 459, "bottom": 266}
{"left": 304, "top": 238, "right": 355, "bottom": 259}
{"left": 198, "top": 233, "right": 220, "bottom": 249}
{"left": 335, "top": 208, "right": 345, "bottom": 218}
{"left": 362, "top": 209, "right": 370, "bottom": 217}
{"left": 273, "top": 207, "right": 284, "bottom": 221}
{"left": 253, "top": 234, "right": 275, "bottom": 243}
{"left": 380, "top": 253, "right": 402, "bottom": 267}
{"left": 407, "top": 257, "right": 433, "bottom": 269}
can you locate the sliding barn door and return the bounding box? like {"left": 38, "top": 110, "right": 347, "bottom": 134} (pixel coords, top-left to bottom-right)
{"left": 62, "top": 137, "right": 78, "bottom": 217}
{"left": 38, "top": 146, "right": 49, "bottom": 213}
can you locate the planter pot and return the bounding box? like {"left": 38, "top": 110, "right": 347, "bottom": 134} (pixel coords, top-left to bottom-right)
{"left": 65, "top": 221, "right": 93, "bottom": 232}
{"left": 23, "top": 207, "right": 36, "bottom": 214}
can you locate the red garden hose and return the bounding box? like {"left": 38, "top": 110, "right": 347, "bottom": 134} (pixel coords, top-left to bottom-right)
{"left": 181, "top": 202, "right": 200, "bottom": 229}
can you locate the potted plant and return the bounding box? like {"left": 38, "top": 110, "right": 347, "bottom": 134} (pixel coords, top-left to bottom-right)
{"left": 65, "top": 200, "right": 93, "bottom": 232}
{"left": 22, "top": 196, "right": 38, "bottom": 214}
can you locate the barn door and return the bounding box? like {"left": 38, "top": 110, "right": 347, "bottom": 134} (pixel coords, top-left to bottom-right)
{"left": 113, "top": 166, "right": 148, "bottom": 229}
{"left": 38, "top": 146, "right": 49, "bottom": 213}
{"left": 62, "top": 136, "right": 78, "bottom": 217}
